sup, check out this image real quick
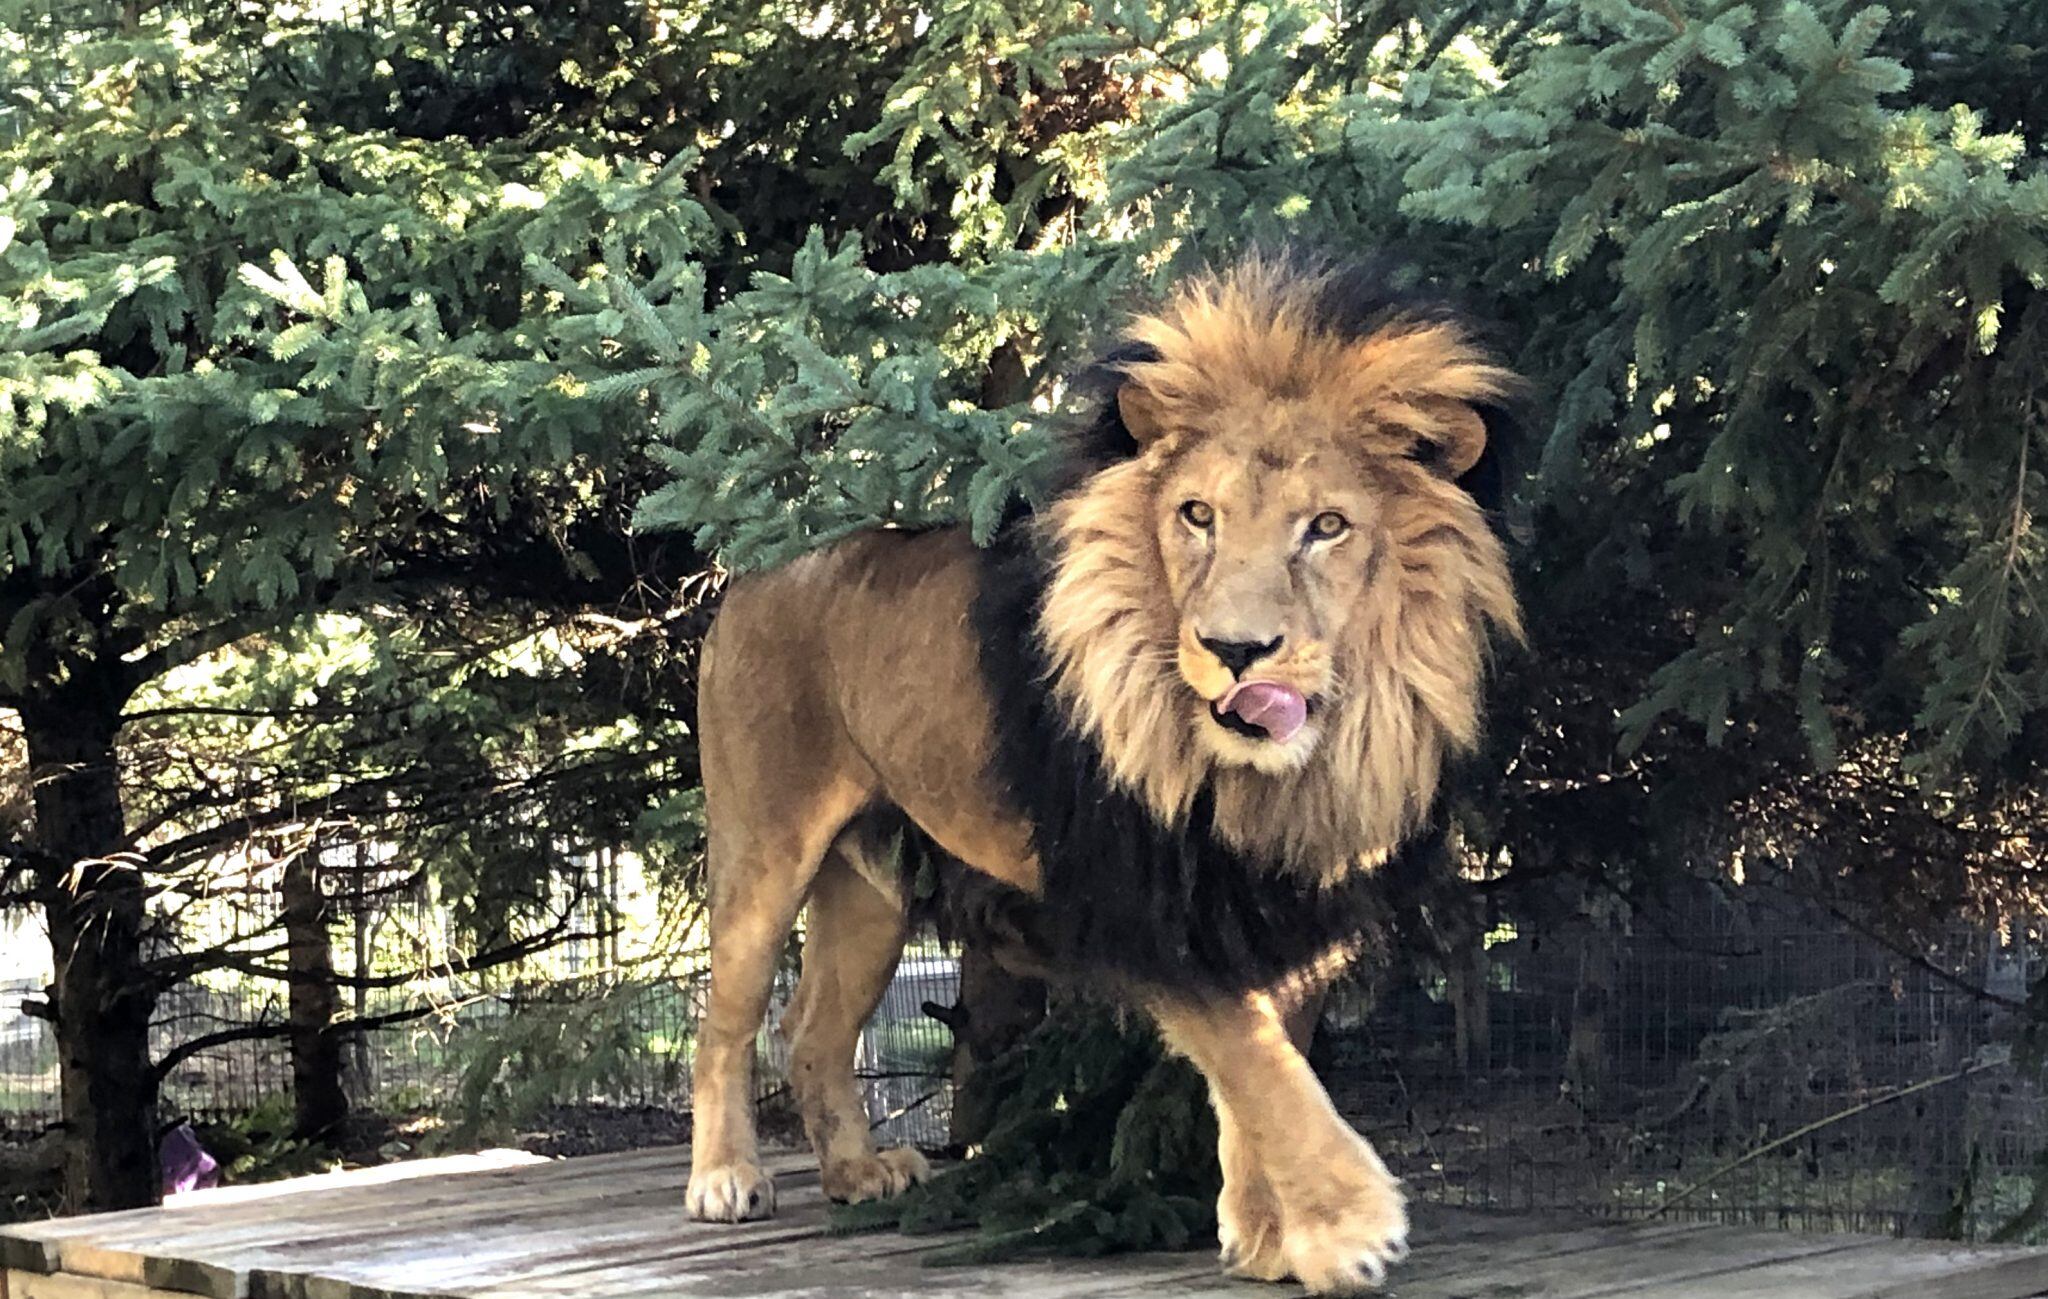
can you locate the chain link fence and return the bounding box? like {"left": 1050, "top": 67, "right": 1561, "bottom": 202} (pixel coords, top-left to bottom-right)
{"left": 0, "top": 959, "right": 959, "bottom": 1151}
{"left": 1322, "top": 876, "right": 2043, "bottom": 1239}
{"left": 8, "top": 878, "right": 2047, "bottom": 1239}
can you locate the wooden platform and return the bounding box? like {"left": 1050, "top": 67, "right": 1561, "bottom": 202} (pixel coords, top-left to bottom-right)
{"left": 6, "top": 1146, "right": 2048, "bottom": 1299}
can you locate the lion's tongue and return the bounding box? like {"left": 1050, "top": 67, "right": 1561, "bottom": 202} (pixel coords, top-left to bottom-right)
{"left": 1220, "top": 681, "right": 1308, "bottom": 743}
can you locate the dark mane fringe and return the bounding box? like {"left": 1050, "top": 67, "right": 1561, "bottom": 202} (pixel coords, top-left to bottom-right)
{"left": 1058, "top": 250, "right": 1518, "bottom": 509}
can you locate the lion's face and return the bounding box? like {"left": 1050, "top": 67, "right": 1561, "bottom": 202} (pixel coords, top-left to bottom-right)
{"left": 1155, "top": 416, "right": 1391, "bottom": 774}
{"left": 1037, "top": 256, "right": 1522, "bottom": 871}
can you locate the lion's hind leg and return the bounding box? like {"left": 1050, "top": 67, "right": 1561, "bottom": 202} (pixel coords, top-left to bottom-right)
{"left": 784, "top": 825, "right": 930, "bottom": 1204}
{"left": 684, "top": 753, "right": 876, "bottom": 1221}
{"left": 683, "top": 809, "right": 824, "bottom": 1224}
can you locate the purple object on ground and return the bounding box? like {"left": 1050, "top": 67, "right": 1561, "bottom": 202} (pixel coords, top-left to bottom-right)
{"left": 160, "top": 1122, "right": 220, "bottom": 1195}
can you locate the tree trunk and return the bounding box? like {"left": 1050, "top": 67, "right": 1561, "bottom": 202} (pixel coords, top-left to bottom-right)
{"left": 937, "top": 944, "right": 1045, "bottom": 1148}
{"left": 282, "top": 851, "right": 348, "bottom": 1141}
{"left": 349, "top": 845, "right": 375, "bottom": 1083}
{"left": 1564, "top": 926, "right": 1617, "bottom": 1114}
{"left": 25, "top": 705, "right": 160, "bottom": 1211}
{"left": 1448, "top": 938, "right": 1492, "bottom": 1076}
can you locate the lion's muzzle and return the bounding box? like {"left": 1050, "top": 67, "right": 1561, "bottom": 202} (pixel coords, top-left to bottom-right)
{"left": 1213, "top": 680, "right": 1309, "bottom": 742}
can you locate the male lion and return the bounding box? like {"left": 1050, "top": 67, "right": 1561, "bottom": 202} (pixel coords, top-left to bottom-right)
{"left": 684, "top": 254, "right": 1520, "bottom": 1293}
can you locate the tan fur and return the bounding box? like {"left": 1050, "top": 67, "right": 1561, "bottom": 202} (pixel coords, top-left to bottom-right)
{"left": 1115, "top": 257, "right": 1514, "bottom": 475}
{"left": 1152, "top": 992, "right": 1408, "bottom": 1292}
{"left": 686, "top": 260, "right": 1521, "bottom": 1294}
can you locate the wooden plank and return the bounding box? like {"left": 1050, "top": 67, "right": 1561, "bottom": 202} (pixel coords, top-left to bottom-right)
{"left": 474, "top": 1205, "right": 1680, "bottom": 1299}
{"left": 445, "top": 1232, "right": 941, "bottom": 1299}
{"left": 129, "top": 1160, "right": 821, "bottom": 1299}
{"left": 52, "top": 1165, "right": 676, "bottom": 1289}
{"left": 8, "top": 1146, "right": 803, "bottom": 1296}
{"left": 276, "top": 1173, "right": 1210, "bottom": 1299}
{"left": 0, "top": 1153, "right": 554, "bottom": 1274}
{"left": 18, "top": 1147, "right": 2048, "bottom": 1299}
{"left": 1387, "top": 1223, "right": 1866, "bottom": 1299}
{"left": 247, "top": 1168, "right": 835, "bottom": 1299}
{"left": 1081, "top": 1212, "right": 1720, "bottom": 1286}
{"left": 31, "top": 1174, "right": 593, "bottom": 1289}
{"left": 4, "top": 1271, "right": 180, "bottom": 1299}
{"left": 285, "top": 1169, "right": 1225, "bottom": 1299}
{"left": 1869, "top": 1251, "right": 2048, "bottom": 1299}
{"left": 472, "top": 1197, "right": 1547, "bottom": 1299}
{"left": 455, "top": 1230, "right": 1235, "bottom": 1299}
{"left": 6, "top": 1143, "right": 697, "bottom": 1270}
{"left": 1594, "top": 1237, "right": 2048, "bottom": 1299}
{"left": 45, "top": 1149, "right": 719, "bottom": 1295}
{"left": 1401, "top": 1216, "right": 1718, "bottom": 1285}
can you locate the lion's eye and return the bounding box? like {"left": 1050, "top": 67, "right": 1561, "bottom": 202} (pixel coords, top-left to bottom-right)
{"left": 1307, "top": 511, "right": 1350, "bottom": 541}
{"left": 1179, "top": 500, "right": 1215, "bottom": 529}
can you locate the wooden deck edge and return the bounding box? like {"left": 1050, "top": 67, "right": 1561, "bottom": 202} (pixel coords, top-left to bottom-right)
{"left": 0, "top": 1238, "right": 52, "bottom": 1276}
{"left": 1869, "top": 1251, "right": 2048, "bottom": 1299}
{"left": 0, "top": 1149, "right": 592, "bottom": 1280}
{"left": 6, "top": 1268, "right": 182, "bottom": 1299}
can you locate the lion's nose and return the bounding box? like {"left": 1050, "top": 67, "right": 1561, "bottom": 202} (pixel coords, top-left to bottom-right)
{"left": 1198, "top": 635, "right": 1284, "bottom": 677}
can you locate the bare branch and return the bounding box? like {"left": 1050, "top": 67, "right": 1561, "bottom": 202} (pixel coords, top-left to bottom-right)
{"left": 151, "top": 1003, "right": 447, "bottom": 1082}
{"left": 175, "top": 921, "right": 609, "bottom": 990}
{"left": 122, "top": 611, "right": 295, "bottom": 697}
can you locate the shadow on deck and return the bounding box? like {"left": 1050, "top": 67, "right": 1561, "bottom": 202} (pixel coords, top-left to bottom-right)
{"left": 5, "top": 1146, "right": 2048, "bottom": 1298}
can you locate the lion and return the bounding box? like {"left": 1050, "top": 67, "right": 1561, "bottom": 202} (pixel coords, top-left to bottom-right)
{"left": 682, "top": 253, "right": 1520, "bottom": 1294}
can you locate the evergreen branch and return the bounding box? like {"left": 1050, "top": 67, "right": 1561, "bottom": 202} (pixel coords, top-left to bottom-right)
{"left": 1806, "top": 896, "right": 2028, "bottom": 1011}
{"left": 1, "top": 838, "right": 58, "bottom": 904}
{"left": 143, "top": 912, "right": 292, "bottom": 984}
{"left": 1949, "top": 434, "right": 2032, "bottom": 753}
{"left": 120, "top": 703, "right": 361, "bottom": 724}
{"left": 1647, "top": 0, "right": 1685, "bottom": 34}
{"left": 1990, "top": 1151, "right": 2048, "bottom": 1243}
{"left": 134, "top": 746, "right": 678, "bottom": 883}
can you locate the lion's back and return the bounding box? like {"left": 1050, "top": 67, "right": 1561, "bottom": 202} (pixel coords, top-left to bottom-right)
{"left": 707, "top": 525, "right": 980, "bottom": 668}
{"left": 701, "top": 525, "right": 996, "bottom": 766}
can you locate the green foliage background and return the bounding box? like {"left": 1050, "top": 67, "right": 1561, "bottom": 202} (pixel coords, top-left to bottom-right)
{"left": 2, "top": 0, "right": 2045, "bottom": 1221}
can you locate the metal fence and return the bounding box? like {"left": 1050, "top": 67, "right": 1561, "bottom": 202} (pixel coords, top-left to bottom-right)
{"left": 1321, "top": 877, "right": 2043, "bottom": 1240}
{"left": 0, "top": 981, "right": 51, "bottom": 1128}
{"left": 8, "top": 881, "right": 2047, "bottom": 1240}
{"left": 0, "top": 958, "right": 960, "bottom": 1152}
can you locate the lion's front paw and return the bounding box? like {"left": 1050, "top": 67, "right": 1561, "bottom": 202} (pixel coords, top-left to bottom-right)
{"left": 1217, "top": 1174, "right": 1290, "bottom": 1282}
{"left": 820, "top": 1146, "right": 930, "bottom": 1204}
{"left": 685, "top": 1160, "right": 778, "bottom": 1222}
{"left": 1280, "top": 1167, "right": 1409, "bottom": 1294}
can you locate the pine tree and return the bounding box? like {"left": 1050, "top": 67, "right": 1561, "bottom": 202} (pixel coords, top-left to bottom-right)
{"left": 0, "top": 0, "right": 715, "bottom": 1208}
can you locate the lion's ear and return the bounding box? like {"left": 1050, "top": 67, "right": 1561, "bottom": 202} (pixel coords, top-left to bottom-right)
{"left": 1412, "top": 397, "right": 1488, "bottom": 478}
{"left": 1117, "top": 381, "right": 1174, "bottom": 446}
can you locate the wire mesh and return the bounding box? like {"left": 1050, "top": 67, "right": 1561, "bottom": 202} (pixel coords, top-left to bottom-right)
{"left": 1321, "top": 876, "right": 2041, "bottom": 1239}
{"left": 0, "top": 961, "right": 959, "bottom": 1150}
{"left": 6, "top": 879, "right": 2045, "bottom": 1237}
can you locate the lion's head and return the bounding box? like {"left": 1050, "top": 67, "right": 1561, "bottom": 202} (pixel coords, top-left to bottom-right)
{"left": 1036, "top": 255, "right": 1522, "bottom": 876}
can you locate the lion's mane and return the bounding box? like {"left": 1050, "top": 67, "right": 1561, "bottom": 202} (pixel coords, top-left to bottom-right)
{"left": 959, "top": 254, "right": 1519, "bottom": 995}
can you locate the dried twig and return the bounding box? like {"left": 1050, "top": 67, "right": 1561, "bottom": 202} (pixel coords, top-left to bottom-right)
{"left": 1649, "top": 1058, "right": 2008, "bottom": 1218}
